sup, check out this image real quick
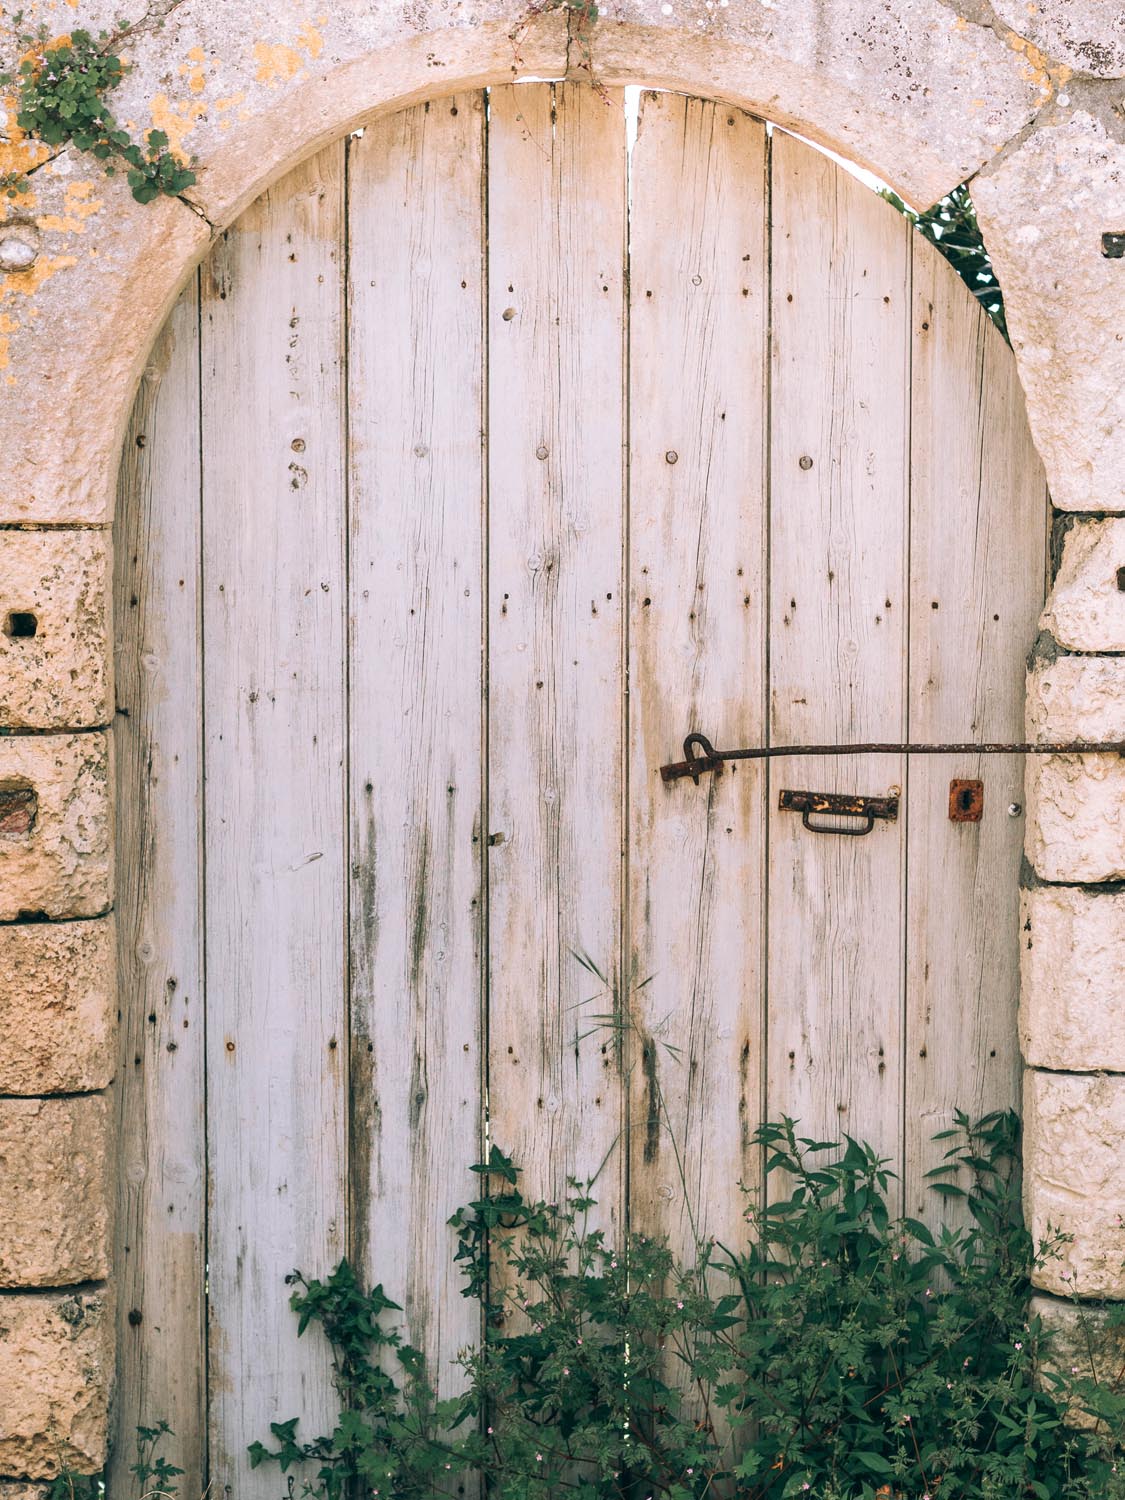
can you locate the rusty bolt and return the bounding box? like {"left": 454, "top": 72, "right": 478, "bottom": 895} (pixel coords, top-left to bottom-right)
{"left": 799, "top": 455, "right": 814, "bottom": 471}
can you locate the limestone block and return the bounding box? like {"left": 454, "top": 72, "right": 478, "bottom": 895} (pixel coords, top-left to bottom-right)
{"left": 1042, "top": 520, "right": 1125, "bottom": 650}
{"left": 974, "top": 115, "right": 1125, "bottom": 514}
{"left": 1031, "top": 1294, "right": 1125, "bottom": 1431}
{"left": 1027, "top": 649, "right": 1125, "bottom": 744}
{"left": 992, "top": 1, "right": 1125, "bottom": 78}
{"left": 0, "top": 733, "right": 113, "bottom": 921}
{"left": 0, "top": 919, "right": 115, "bottom": 1095}
{"left": 1026, "top": 753, "right": 1125, "bottom": 882}
{"left": 1020, "top": 886, "right": 1125, "bottom": 1071}
{"left": 1025, "top": 1070, "right": 1125, "bottom": 1300}
{"left": 0, "top": 1289, "right": 112, "bottom": 1478}
{"left": 0, "top": 1096, "right": 111, "bottom": 1287}
{"left": 0, "top": 530, "right": 112, "bottom": 730}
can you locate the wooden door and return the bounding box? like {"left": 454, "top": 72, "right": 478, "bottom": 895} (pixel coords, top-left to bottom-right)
{"left": 113, "top": 85, "right": 1048, "bottom": 1498}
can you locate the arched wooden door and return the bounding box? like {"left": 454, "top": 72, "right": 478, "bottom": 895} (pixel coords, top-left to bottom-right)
{"left": 113, "top": 84, "right": 1048, "bottom": 1498}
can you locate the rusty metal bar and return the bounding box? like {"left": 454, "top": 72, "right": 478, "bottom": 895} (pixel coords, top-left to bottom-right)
{"left": 659, "top": 731, "right": 1125, "bottom": 784}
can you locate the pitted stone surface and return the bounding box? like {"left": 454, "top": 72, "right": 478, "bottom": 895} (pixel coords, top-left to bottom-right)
{"left": 974, "top": 115, "right": 1125, "bottom": 514}
{"left": 0, "top": 150, "right": 210, "bottom": 527}
{"left": 1025, "top": 1071, "right": 1125, "bottom": 1300}
{"left": 1031, "top": 1294, "right": 1125, "bottom": 1430}
{"left": 1041, "top": 519, "right": 1125, "bottom": 650}
{"left": 1027, "top": 752, "right": 1125, "bottom": 882}
{"left": 0, "top": 1096, "right": 111, "bottom": 1287}
{"left": 992, "top": 0, "right": 1125, "bottom": 79}
{"left": 1020, "top": 885, "right": 1125, "bottom": 1071}
{"left": 0, "top": 918, "right": 115, "bottom": 1095}
{"left": 1027, "top": 650, "right": 1125, "bottom": 744}
{"left": 0, "top": 1289, "right": 112, "bottom": 1478}
{"left": 0, "top": 529, "right": 112, "bottom": 729}
{"left": 0, "top": 732, "right": 113, "bottom": 921}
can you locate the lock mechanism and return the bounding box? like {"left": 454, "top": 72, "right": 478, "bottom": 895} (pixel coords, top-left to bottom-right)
{"left": 949, "top": 779, "right": 984, "bottom": 823}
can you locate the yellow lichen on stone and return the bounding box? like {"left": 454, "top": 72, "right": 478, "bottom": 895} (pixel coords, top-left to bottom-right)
{"left": 148, "top": 91, "right": 207, "bottom": 162}
{"left": 0, "top": 253, "right": 77, "bottom": 305}
{"left": 37, "top": 179, "right": 101, "bottom": 234}
{"left": 254, "top": 22, "right": 326, "bottom": 85}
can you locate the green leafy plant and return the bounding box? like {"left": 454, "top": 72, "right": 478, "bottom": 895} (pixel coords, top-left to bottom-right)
{"left": 251, "top": 1114, "right": 1125, "bottom": 1499}
{"left": 883, "top": 183, "right": 1007, "bottom": 340}
{"left": 47, "top": 1418, "right": 183, "bottom": 1500}
{"left": 0, "top": 25, "right": 196, "bottom": 203}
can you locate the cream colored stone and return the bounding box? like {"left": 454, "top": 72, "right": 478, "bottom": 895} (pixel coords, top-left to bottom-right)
{"left": 1027, "top": 649, "right": 1125, "bottom": 744}
{"left": 0, "top": 733, "right": 113, "bottom": 921}
{"left": 0, "top": 1096, "right": 111, "bottom": 1287}
{"left": 0, "top": 1289, "right": 112, "bottom": 1478}
{"left": 1027, "top": 752, "right": 1125, "bottom": 882}
{"left": 1025, "top": 1070, "right": 1125, "bottom": 1300}
{"left": 0, "top": 530, "right": 112, "bottom": 730}
{"left": 0, "top": 918, "right": 115, "bottom": 1096}
{"left": 992, "top": 1, "right": 1125, "bottom": 78}
{"left": 975, "top": 115, "right": 1125, "bottom": 514}
{"left": 0, "top": 151, "right": 210, "bottom": 527}
{"left": 1041, "top": 520, "right": 1125, "bottom": 649}
{"left": 1031, "top": 1293, "right": 1125, "bottom": 1432}
{"left": 1020, "top": 885, "right": 1125, "bottom": 1071}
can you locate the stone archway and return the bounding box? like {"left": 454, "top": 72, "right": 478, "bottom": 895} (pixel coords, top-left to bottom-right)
{"left": 1, "top": 0, "right": 1123, "bottom": 1480}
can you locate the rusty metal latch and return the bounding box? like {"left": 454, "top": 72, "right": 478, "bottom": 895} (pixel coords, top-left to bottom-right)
{"left": 779, "top": 787, "right": 899, "bottom": 837}
{"left": 659, "top": 730, "right": 1125, "bottom": 785}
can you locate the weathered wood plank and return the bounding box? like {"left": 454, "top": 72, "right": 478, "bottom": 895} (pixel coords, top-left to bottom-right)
{"left": 346, "top": 95, "right": 485, "bottom": 1398}
{"left": 627, "top": 91, "right": 769, "bottom": 1264}
{"left": 112, "top": 279, "right": 206, "bottom": 1500}
{"left": 486, "top": 83, "right": 627, "bottom": 1238}
{"left": 766, "top": 131, "right": 911, "bottom": 1173}
{"left": 904, "top": 237, "right": 1049, "bottom": 1220}
{"left": 201, "top": 145, "right": 348, "bottom": 1499}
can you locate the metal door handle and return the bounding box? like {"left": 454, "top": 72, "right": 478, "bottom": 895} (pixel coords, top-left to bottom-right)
{"left": 778, "top": 788, "right": 899, "bottom": 836}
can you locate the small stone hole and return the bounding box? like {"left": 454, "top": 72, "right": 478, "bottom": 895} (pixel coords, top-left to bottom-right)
{"left": 5, "top": 611, "right": 37, "bottom": 639}
{"left": 1116, "top": 566, "right": 1125, "bottom": 592}
{"left": 1101, "top": 232, "right": 1125, "bottom": 259}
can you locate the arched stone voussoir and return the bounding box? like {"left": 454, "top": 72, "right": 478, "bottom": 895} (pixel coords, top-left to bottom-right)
{"left": 0, "top": 150, "right": 210, "bottom": 526}
{"left": 102, "top": 0, "right": 1049, "bottom": 233}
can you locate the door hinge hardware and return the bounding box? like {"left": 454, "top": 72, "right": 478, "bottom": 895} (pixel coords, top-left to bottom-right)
{"left": 659, "top": 731, "right": 1125, "bottom": 784}
{"left": 779, "top": 787, "right": 899, "bottom": 837}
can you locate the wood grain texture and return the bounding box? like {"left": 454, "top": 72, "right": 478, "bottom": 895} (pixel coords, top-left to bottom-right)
{"left": 627, "top": 91, "right": 769, "bottom": 1262}
{"left": 485, "top": 83, "right": 628, "bottom": 1238}
{"left": 346, "top": 95, "right": 485, "bottom": 1397}
{"left": 766, "top": 131, "right": 911, "bottom": 1177}
{"left": 112, "top": 279, "right": 206, "bottom": 1500}
{"left": 201, "top": 145, "right": 348, "bottom": 1500}
{"left": 904, "top": 237, "right": 1048, "bottom": 1220}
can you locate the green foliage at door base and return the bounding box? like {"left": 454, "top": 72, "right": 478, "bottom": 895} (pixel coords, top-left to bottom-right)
{"left": 250, "top": 1112, "right": 1125, "bottom": 1500}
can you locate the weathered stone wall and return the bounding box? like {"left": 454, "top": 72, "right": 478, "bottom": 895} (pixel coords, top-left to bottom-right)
{"left": 0, "top": 0, "right": 1122, "bottom": 1478}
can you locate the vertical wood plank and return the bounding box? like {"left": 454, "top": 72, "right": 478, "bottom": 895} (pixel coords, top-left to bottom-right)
{"left": 201, "top": 146, "right": 348, "bottom": 1500}
{"left": 766, "top": 132, "right": 911, "bottom": 1170}
{"left": 486, "top": 83, "right": 627, "bottom": 1235}
{"left": 904, "top": 238, "right": 1049, "bottom": 1220}
{"left": 346, "top": 94, "right": 485, "bottom": 1396}
{"left": 627, "top": 92, "right": 769, "bottom": 1262}
{"left": 112, "top": 280, "right": 206, "bottom": 1500}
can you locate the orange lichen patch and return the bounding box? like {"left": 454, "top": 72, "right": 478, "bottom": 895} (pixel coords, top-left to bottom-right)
{"left": 148, "top": 92, "right": 207, "bottom": 162}
{"left": 0, "top": 87, "right": 53, "bottom": 177}
{"left": 36, "top": 179, "right": 101, "bottom": 234}
{"left": 297, "top": 21, "right": 324, "bottom": 60}
{"left": 0, "top": 252, "right": 77, "bottom": 304}
{"left": 178, "top": 46, "right": 215, "bottom": 98}
{"left": 0, "top": 334, "right": 8, "bottom": 370}
{"left": 254, "top": 40, "right": 304, "bottom": 85}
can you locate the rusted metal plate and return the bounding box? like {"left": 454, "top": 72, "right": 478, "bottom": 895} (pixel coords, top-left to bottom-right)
{"left": 0, "top": 785, "right": 37, "bottom": 838}
{"left": 949, "top": 778, "right": 984, "bottom": 822}
{"left": 779, "top": 786, "right": 899, "bottom": 836}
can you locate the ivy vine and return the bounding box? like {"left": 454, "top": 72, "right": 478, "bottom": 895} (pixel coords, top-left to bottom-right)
{"left": 0, "top": 22, "right": 196, "bottom": 203}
